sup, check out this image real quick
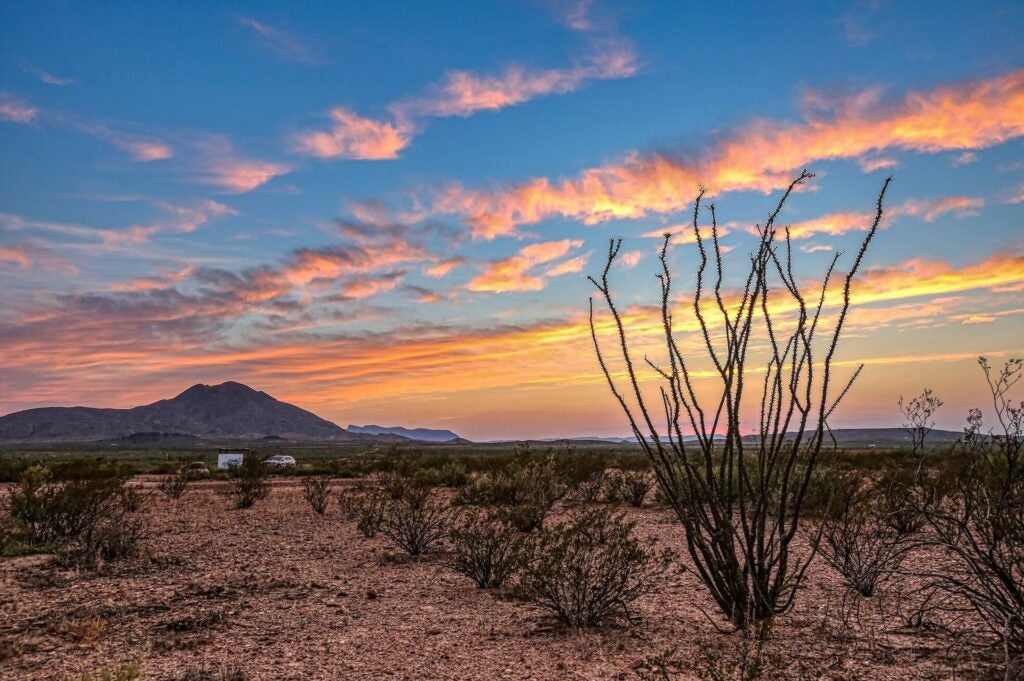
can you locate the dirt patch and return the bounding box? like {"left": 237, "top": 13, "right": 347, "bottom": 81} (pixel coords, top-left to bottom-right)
{"left": 0, "top": 480, "right": 995, "bottom": 679}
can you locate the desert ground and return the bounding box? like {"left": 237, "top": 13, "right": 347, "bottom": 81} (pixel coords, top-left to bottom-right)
{"left": 0, "top": 474, "right": 999, "bottom": 681}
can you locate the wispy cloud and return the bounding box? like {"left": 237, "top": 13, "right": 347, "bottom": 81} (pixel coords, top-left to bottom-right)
{"left": 195, "top": 135, "right": 292, "bottom": 193}
{"left": 467, "top": 239, "right": 583, "bottom": 292}
{"left": 770, "top": 195, "right": 984, "bottom": 240}
{"left": 0, "top": 91, "right": 39, "bottom": 123}
{"left": 0, "top": 242, "right": 79, "bottom": 274}
{"left": 430, "top": 70, "right": 1024, "bottom": 238}
{"left": 293, "top": 42, "right": 637, "bottom": 160}
{"left": 20, "top": 60, "right": 74, "bottom": 86}
{"left": 292, "top": 108, "right": 414, "bottom": 160}
{"left": 239, "top": 17, "right": 320, "bottom": 65}
{"left": 76, "top": 122, "right": 174, "bottom": 161}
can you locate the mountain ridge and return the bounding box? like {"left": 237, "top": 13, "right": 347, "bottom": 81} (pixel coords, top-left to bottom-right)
{"left": 0, "top": 382, "right": 376, "bottom": 443}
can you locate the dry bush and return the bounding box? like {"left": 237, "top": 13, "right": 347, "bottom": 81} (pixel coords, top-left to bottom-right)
{"left": 448, "top": 509, "right": 529, "bottom": 588}
{"left": 589, "top": 173, "right": 891, "bottom": 632}
{"left": 574, "top": 469, "right": 609, "bottom": 502}
{"left": 5, "top": 463, "right": 145, "bottom": 568}
{"left": 899, "top": 388, "right": 944, "bottom": 454}
{"left": 454, "top": 456, "right": 567, "bottom": 532}
{"left": 340, "top": 482, "right": 388, "bottom": 538}
{"left": 224, "top": 455, "right": 270, "bottom": 509}
{"left": 380, "top": 485, "right": 449, "bottom": 556}
{"left": 515, "top": 507, "right": 672, "bottom": 628}
{"left": 918, "top": 358, "right": 1024, "bottom": 665}
{"left": 301, "top": 475, "right": 332, "bottom": 514}
{"left": 814, "top": 470, "right": 915, "bottom": 597}
{"left": 157, "top": 466, "right": 192, "bottom": 500}
{"left": 608, "top": 469, "right": 654, "bottom": 507}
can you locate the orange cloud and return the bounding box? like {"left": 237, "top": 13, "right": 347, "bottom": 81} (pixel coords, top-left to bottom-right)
{"left": 196, "top": 135, "right": 292, "bottom": 193}
{"left": 404, "top": 47, "right": 636, "bottom": 118}
{"left": 434, "top": 70, "right": 1024, "bottom": 237}
{"left": 425, "top": 256, "right": 468, "bottom": 278}
{"left": 293, "top": 108, "right": 413, "bottom": 160}
{"left": 296, "top": 43, "right": 637, "bottom": 162}
{"left": 467, "top": 239, "right": 582, "bottom": 292}
{"left": 545, "top": 254, "right": 589, "bottom": 276}
{"left": 619, "top": 250, "right": 644, "bottom": 269}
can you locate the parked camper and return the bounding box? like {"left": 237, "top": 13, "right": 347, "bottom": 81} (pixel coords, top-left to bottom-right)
{"left": 217, "top": 448, "right": 250, "bottom": 470}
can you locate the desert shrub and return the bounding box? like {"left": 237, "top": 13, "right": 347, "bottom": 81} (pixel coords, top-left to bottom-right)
{"left": 340, "top": 482, "right": 388, "bottom": 538}
{"left": 380, "top": 487, "right": 449, "bottom": 556}
{"left": 414, "top": 462, "right": 469, "bottom": 488}
{"left": 453, "top": 456, "right": 567, "bottom": 532}
{"left": 157, "top": 465, "right": 192, "bottom": 500}
{"left": 608, "top": 469, "right": 654, "bottom": 507}
{"left": 5, "top": 463, "right": 145, "bottom": 568}
{"left": 301, "top": 475, "right": 332, "bottom": 514}
{"left": 589, "top": 174, "right": 891, "bottom": 631}
{"left": 225, "top": 454, "right": 270, "bottom": 509}
{"left": 918, "top": 358, "right": 1024, "bottom": 663}
{"left": 575, "top": 469, "right": 609, "bottom": 502}
{"left": 448, "top": 509, "right": 528, "bottom": 588}
{"left": 814, "top": 470, "right": 914, "bottom": 597}
{"left": 691, "top": 635, "right": 824, "bottom": 681}
{"left": 515, "top": 507, "right": 672, "bottom": 627}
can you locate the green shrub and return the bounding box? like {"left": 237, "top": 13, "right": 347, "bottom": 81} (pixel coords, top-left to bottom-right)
{"left": 5, "top": 463, "right": 145, "bottom": 568}
{"left": 225, "top": 455, "right": 270, "bottom": 509}
{"left": 453, "top": 456, "right": 567, "bottom": 532}
{"left": 448, "top": 509, "right": 528, "bottom": 588}
{"left": 380, "top": 486, "right": 449, "bottom": 556}
{"left": 515, "top": 507, "right": 672, "bottom": 627}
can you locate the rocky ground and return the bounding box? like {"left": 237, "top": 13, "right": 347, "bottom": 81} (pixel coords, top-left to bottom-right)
{"left": 0, "top": 478, "right": 1000, "bottom": 680}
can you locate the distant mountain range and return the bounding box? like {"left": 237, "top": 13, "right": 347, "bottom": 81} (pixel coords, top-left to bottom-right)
{"left": 0, "top": 382, "right": 461, "bottom": 444}
{"left": 347, "top": 424, "right": 463, "bottom": 443}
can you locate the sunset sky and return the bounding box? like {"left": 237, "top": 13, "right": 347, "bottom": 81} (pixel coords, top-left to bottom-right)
{"left": 1, "top": 2, "right": 1022, "bottom": 440}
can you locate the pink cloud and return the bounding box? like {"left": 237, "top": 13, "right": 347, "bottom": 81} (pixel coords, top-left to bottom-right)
{"left": 293, "top": 107, "right": 413, "bottom": 160}
{"left": 0, "top": 92, "right": 39, "bottom": 123}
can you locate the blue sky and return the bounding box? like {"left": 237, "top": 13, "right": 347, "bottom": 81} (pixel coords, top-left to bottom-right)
{"left": 1, "top": 1, "right": 1022, "bottom": 439}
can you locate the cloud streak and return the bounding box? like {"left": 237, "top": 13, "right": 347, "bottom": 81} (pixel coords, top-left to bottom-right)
{"left": 430, "top": 69, "right": 1024, "bottom": 238}
{"left": 292, "top": 43, "right": 637, "bottom": 160}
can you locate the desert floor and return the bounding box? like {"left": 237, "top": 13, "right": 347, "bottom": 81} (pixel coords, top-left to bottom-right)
{"left": 0, "top": 478, "right": 997, "bottom": 680}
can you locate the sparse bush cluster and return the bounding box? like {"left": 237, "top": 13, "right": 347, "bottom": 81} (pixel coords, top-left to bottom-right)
{"left": 813, "top": 469, "right": 917, "bottom": 597}
{"left": 224, "top": 454, "right": 271, "bottom": 509}
{"left": 514, "top": 507, "right": 672, "bottom": 627}
{"left": 453, "top": 454, "right": 567, "bottom": 532}
{"left": 3, "top": 462, "right": 145, "bottom": 569}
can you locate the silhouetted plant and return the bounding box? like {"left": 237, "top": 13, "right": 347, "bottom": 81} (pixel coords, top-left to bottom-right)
{"left": 225, "top": 454, "right": 270, "bottom": 509}
{"left": 899, "top": 388, "right": 944, "bottom": 455}
{"left": 918, "top": 357, "right": 1023, "bottom": 663}
{"left": 814, "top": 470, "right": 915, "bottom": 597}
{"left": 589, "top": 172, "right": 891, "bottom": 633}
{"left": 515, "top": 507, "right": 672, "bottom": 627}
{"left": 301, "top": 475, "right": 332, "bottom": 514}
{"left": 448, "top": 509, "right": 528, "bottom": 588}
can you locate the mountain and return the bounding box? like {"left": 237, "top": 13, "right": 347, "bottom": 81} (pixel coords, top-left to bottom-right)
{"left": 0, "top": 382, "right": 372, "bottom": 443}
{"left": 347, "top": 424, "right": 462, "bottom": 443}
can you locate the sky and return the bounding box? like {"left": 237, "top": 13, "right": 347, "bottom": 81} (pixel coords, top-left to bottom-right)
{"left": 0, "top": 1, "right": 1022, "bottom": 440}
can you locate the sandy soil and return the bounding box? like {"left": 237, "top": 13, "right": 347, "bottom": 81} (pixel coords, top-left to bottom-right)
{"left": 0, "top": 478, "right": 999, "bottom": 680}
